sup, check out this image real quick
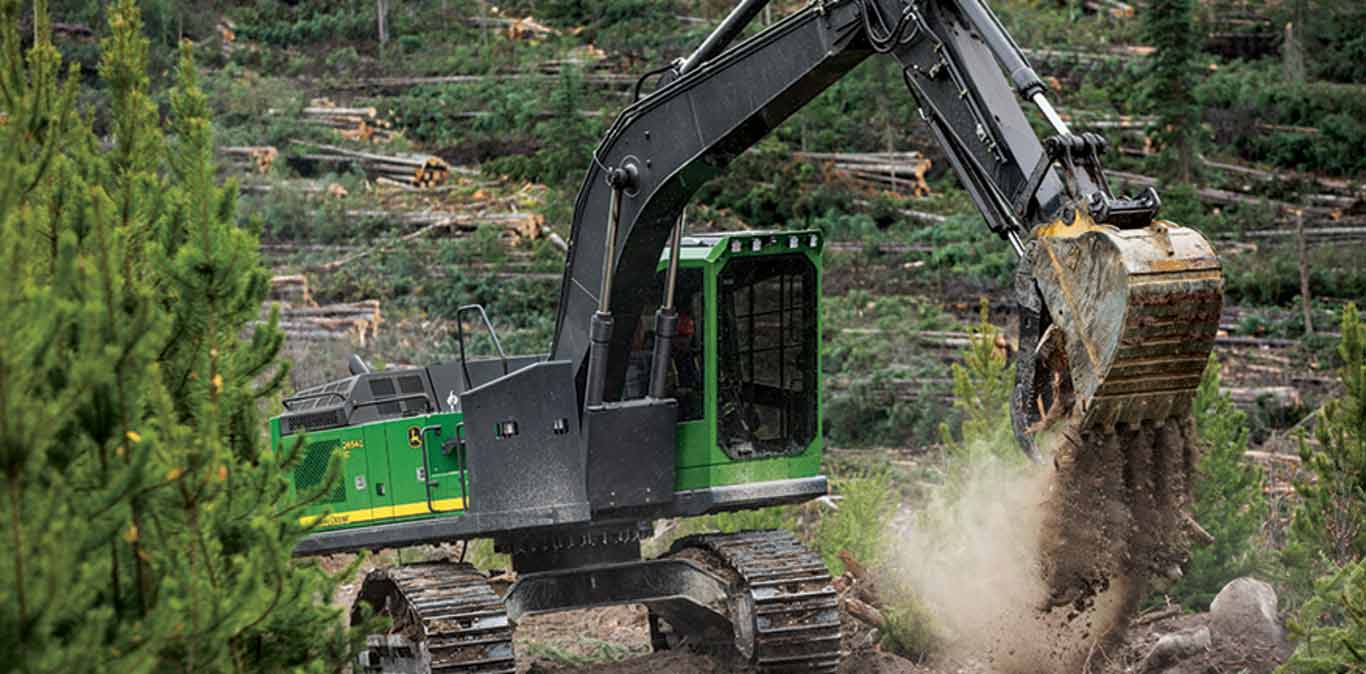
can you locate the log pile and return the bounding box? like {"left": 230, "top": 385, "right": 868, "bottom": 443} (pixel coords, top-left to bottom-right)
{"left": 301, "top": 99, "right": 395, "bottom": 144}
{"left": 309, "top": 210, "right": 548, "bottom": 272}
{"left": 294, "top": 142, "right": 451, "bottom": 188}
{"left": 1224, "top": 386, "right": 1303, "bottom": 413}
{"left": 462, "top": 16, "right": 559, "bottom": 39}
{"left": 795, "top": 151, "right": 933, "bottom": 197}
{"left": 1082, "top": 0, "right": 1136, "bottom": 18}
{"left": 221, "top": 145, "right": 278, "bottom": 174}
{"left": 269, "top": 274, "right": 313, "bottom": 306}
{"left": 265, "top": 275, "right": 382, "bottom": 345}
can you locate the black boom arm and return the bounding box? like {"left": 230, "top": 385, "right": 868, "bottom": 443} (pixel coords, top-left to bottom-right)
{"left": 550, "top": 0, "right": 1108, "bottom": 404}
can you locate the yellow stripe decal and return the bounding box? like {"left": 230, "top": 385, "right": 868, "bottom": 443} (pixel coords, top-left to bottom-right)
{"left": 300, "top": 498, "right": 466, "bottom": 528}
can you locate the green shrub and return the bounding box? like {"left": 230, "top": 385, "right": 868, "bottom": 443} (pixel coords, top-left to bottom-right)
{"left": 1195, "top": 62, "right": 1366, "bottom": 175}
{"left": 906, "top": 214, "right": 1013, "bottom": 287}
{"left": 1281, "top": 303, "right": 1366, "bottom": 606}
{"left": 815, "top": 467, "right": 897, "bottom": 575}
{"left": 1278, "top": 559, "right": 1366, "bottom": 673}
{"left": 939, "top": 301, "right": 1018, "bottom": 470}
{"left": 880, "top": 595, "right": 941, "bottom": 662}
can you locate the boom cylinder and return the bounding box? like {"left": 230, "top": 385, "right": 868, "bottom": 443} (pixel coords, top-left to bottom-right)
{"left": 585, "top": 175, "right": 629, "bottom": 407}
{"left": 954, "top": 0, "right": 1045, "bottom": 98}
{"left": 680, "top": 0, "right": 771, "bottom": 74}
{"left": 648, "top": 212, "right": 687, "bottom": 399}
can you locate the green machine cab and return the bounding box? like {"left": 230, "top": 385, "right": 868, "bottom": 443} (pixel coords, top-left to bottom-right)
{"left": 272, "top": 229, "right": 825, "bottom": 553}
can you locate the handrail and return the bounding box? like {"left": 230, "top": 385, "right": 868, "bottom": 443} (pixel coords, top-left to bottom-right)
{"left": 454, "top": 304, "right": 510, "bottom": 390}
{"left": 281, "top": 390, "right": 348, "bottom": 411}
{"left": 352, "top": 393, "right": 432, "bottom": 414}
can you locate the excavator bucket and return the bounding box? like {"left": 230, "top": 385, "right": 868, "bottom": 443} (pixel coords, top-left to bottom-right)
{"left": 1025, "top": 214, "right": 1224, "bottom": 431}
{"left": 1013, "top": 213, "right": 1224, "bottom": 610}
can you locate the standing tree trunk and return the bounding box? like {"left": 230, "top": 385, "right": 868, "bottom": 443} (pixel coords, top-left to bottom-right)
{"left": 1296, "top": 208, "right": 1314, "bottom": 336}
{"left": 377, "top": 0, "right": 389, "bottom": 45}
{"left": 1282, "top": 22, "right": 1306, "bottom": 82}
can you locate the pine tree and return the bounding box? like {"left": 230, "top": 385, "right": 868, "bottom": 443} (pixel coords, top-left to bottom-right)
{"left": 1279, "top": 559, "right": 1366, "bottom": 674}
{"left": 1283, "top": 303, "right": 1366, "bottom": 603}
{"left": 1279, "top": 304, "right": 1366, "bottom": 671}
{"left": 939, "top": 299, "right": 1019, "bottom": 470}
{"left": 1165, "top": 356, "right": 1269, "bottom": 611}
{"left": 0, "top": 1, "right": 361, "bottom": 669}
{"left": 1144, "top": 0, "right": 1200, "bottom": 183}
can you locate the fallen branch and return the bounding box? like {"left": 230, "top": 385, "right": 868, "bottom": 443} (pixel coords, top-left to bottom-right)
{"left": 1244, "top": 450, "right": 1303, "bottom": 465}
{"left": 1133, "top": 604, "right": 1183, "bottom": 626}
{"left": 843, "top": 596, "right": 886, "bottom": 629}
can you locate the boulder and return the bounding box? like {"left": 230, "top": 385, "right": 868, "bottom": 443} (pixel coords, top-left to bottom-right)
{"left": 1209, "top": 577, "right": 1284, "bottom": 647}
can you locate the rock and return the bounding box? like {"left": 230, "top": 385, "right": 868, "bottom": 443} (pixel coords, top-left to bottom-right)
{"left": 1139, "top": 626, "right": 1212, "bottom": 673}
{"left": 1209, "top": 577, "right": 1284, "bottom": 647}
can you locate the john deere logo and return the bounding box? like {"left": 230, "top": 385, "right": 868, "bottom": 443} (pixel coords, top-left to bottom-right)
{"left": 407, "top": 426, "right": 422, "bottom": 449}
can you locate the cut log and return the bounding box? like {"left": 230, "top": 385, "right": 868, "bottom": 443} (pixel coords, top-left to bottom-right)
{"left": 293, "top": 142, "right": 451, "bottom": 187}
{"left": 795, "top": 151, "right": 933, "bottom": 196}
{"left": 302, "top": 106, "right": 379, "bottom": 118}
{"left": 220, "top": 145, "right": 279, "bottom": 174}
{"left": 1082, "top": 0, "right": 1136, "bottom": 17}
{"left": 1224, "top": 386, "right": 1302, "bottom": 411}
{"left": 462, "top": 16, "right": 560, "bottom": 38}
{"left": 1106, "top": 169, "right": 1340, "bottom": 218}
{"left": 269, "top": 275, "right": 314, "bottom": 306}
{"left": 262, "top": 300, "right": 382, "bottom": 345}
{"left": 1226, "top": 226, "right": 1366, "bottom": 242}
{"left": 1201, "top": 156, "right": 1365, "bottom": 198}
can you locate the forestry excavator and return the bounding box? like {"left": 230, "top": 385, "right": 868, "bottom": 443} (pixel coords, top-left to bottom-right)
{"left": 271, "top": 0, "right": 1223, "bottom": 671}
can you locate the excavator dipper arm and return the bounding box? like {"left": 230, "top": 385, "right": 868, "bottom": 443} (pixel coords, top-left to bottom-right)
{"left": 551, "top": 0, "right": 1222, "bottom": 463}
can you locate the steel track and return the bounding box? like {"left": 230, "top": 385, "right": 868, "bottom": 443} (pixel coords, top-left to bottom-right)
{"left": 355, "top": 562, "right": 515, "bottom": 674}
{"left": 667, "top": 529, "right": 843, "bottom": 673}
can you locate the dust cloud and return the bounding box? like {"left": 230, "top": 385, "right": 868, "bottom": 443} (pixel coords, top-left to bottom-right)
{"left": 883, "top": 437, "right": 1161, "bottom": 673}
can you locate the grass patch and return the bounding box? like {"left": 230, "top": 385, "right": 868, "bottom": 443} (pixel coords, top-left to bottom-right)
{"left": 815, "top": 467, "right": 898, "bottom": 575}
